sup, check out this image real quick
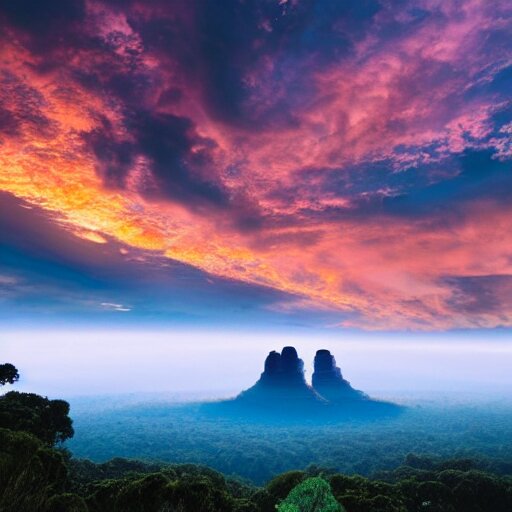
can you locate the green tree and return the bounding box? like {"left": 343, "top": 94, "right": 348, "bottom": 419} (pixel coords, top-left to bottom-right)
{"left": 0, "top": 363, "right": 19, "bottom": 386}
{"left": 113, "top": 473, "right": 171, "bottom": 512}
{"left": 167, "top": 475, "right": 236, "bottom": 511}
{"left": 279, "top": 504, "right": 300, "bottom": 512}
{"left": 277, "top": 477, "right": 344, "bottom": 512}
{"left": 0, "top": 391, "right": 74, "bottom": 445}
{"left": 0, "top": 428, "right": 68, "bottom": 512}
{"left": 267, "top": 471, "right": 306, "bottom": 501}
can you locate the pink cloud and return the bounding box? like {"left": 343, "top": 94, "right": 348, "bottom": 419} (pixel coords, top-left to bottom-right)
{"left": 1, "top": 0, "right": 511, "bottom": 329}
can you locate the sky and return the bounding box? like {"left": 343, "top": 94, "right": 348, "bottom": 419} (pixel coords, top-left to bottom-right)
{"left": 1, "top": 0, "right": 512, "bottom": 346}
{"left": 3, "top": 329, "right": 512, "bottom": 398}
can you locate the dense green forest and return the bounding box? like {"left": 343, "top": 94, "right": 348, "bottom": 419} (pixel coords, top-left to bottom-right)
{"left": 68, "top": 398, "right": 512, "bottom": 484}
{"left": 1, "top": 363, "right": 512, "bottom": 511}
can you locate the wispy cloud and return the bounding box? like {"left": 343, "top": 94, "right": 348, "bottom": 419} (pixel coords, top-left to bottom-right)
{"left": 100, "top": 302, "right": 131, "bottom": 312}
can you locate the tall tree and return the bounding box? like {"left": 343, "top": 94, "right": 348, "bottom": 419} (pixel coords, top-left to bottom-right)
{"left": 0, "top": 392, "right": 74, "bottom": 445}
{"left": 0, "top": 363, "right": 19, "bottom": 386}
{"left": 278, "top": 477, "right": 344, "bottom": 512}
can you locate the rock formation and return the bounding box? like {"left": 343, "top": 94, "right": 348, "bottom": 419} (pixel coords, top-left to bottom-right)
{"left": 205, "top": 346, "right": 403, "bottom": 420}
{"left": 235, "top": 347, "right": 326, "bottom": 410}
{"left": 312, "top": 349, "right": 368, "bottom": 403}
{"left": 260, "top": 347, "right": 305, "bottom": 385}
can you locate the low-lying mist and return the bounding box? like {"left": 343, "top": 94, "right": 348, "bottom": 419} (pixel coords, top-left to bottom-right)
{"left": 3, "top": 329, "right": 512, "bottom": 399}
{"left": 4, "top": 328, "right": 512, "bottom": 485}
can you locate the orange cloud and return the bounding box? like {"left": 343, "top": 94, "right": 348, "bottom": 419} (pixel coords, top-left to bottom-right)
{"left": 1, "top": 0, "right": 511, "bottom": 330}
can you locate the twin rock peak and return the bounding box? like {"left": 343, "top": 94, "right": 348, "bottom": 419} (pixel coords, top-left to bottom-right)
{"left": 207, "top": 346, "right": 403, "bottom": 419}
{"left": 254, "top": 346, "right": 368, "bottom": 404}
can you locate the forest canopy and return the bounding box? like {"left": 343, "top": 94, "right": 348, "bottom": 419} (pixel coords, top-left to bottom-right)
{"left": 1, "top": 364, "right": 511, "bottom": 511}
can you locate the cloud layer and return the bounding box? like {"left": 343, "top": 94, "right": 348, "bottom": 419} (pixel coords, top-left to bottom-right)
{"left": 0, "top": 0, "right": 511, "bottom": 329}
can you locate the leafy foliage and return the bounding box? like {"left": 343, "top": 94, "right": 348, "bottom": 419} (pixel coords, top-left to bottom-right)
{"left": 277, "top": 477, "right": 343, "bottom": 512}
{"left": 1, "top": 424, "right": 512, "bottom": 512}
{"left": 0, "top": 391, "right": 74, "bottom": 445}
{"left": 267, "top": 471, "right": 307, "bottom": 501}
{"left": 0, "top": 428, "right": 71, "bottom": 512}
{"left": 0, "top": 363, "right": 19, "bottom": 386}
{"left": 69, "top": 459, "right": 512, "bottom": 512}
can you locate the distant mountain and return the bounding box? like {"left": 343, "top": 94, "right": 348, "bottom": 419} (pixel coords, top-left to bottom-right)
{"left": 312, "top": 349, "right": 369, "bottom": 403}
{"left": 203, "top": 347, "right": 403, "bottom": 421}
{"left": 234, "top": 346, "right": 327, "bottom": 411}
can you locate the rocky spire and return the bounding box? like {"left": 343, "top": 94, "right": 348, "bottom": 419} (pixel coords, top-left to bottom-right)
{"left": 259, "top": 346, "right": 307, "bottom": 385}
{"left": 314, "top": 349, "right": 343, "bottom": 379}
{"left": 312, "top": 349, "right": 367, "bottom": 402}
{"left": 264, "top": 350, "right": 281, "bottom": 375}
{"left": 280, "top": 346, "right": 304, "bottom": 374}
{"left": 209, "top": 346, "right": 403, "bottom": 419}
{"left": 236, "top": 346, "right": 324, "bottom": 409}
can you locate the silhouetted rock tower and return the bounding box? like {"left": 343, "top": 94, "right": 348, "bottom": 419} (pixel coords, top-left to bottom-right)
{"left": 261, "top": 346, "right": 306, "bottom": 384}
{"left": 312, "top": 349, "right": 368, "bottom": 402}
{"left": 212, "top": 345, "right": 404, "bottom": 419}
{"left": 237, "top": 346, "right": 325, "bottom": 409}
